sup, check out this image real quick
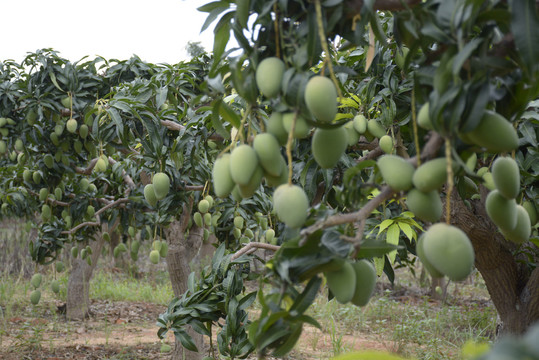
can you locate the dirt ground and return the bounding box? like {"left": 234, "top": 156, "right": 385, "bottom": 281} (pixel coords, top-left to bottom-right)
{"left": 0, "top": 297, "right": 398, "bottom": 360}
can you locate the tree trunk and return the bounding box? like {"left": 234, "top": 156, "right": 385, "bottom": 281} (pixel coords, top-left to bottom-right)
{"left": 443, "top": 188, "right": 539, "bottom": 335}
{"left": 66, "top": 231, "right": 105, "bottom": 320}
{"left": 165, "top": 204, "right": 205, "bottom": 360}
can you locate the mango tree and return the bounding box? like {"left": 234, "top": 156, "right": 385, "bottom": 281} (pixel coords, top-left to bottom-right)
{"left": 154, "top": 0, "right": 539, "bottom": 358}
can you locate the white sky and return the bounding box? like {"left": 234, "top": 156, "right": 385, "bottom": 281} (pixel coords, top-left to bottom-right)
{"left": 0, "top": 0, "right": 218, "bottom": 64}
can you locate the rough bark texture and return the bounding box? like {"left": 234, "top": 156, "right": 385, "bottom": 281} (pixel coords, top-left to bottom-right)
{"left": 66, "top": 231, "right": 106, "bottom": 320}
{"left": 165, "top": 205, "right": 205, "bottom": 360}
{"left": 443, "top": 188, "right": 539, "bottom": 335}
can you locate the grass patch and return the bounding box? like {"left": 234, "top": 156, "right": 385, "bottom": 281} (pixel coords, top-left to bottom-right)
{"left": 307, "top": 275, "right": 497, "bottom": 360}
{"left": 90, "top": 270, "right": 173, "bottom": 305}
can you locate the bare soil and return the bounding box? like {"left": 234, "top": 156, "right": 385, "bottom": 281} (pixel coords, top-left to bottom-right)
{"left": 0, "top": 297, "right": 396, "bottom": 359}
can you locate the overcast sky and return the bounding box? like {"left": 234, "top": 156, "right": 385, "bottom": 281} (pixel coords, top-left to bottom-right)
{"left": 0, "top": 0, "right": 217, "bottom": 64}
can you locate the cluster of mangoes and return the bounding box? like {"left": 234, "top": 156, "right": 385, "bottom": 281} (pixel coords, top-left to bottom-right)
{"left": 324, "top": 259, "right": 377, "bottom": 306}
{"left": 485, "top": 157, "right": 533, "bottom": 243}
{"left": 193, "top": 195, "right": 220, "bottom": 243}
{"left": 71, "top": 243, "right": 95, "bottom": 266}
{"left": 215, "top": 57, "right": 394, "bottom": 229}
{"left": 29, "top": 271, "right": 62, "bottom": 306}
{"left": 149, "top": 240, "right": 169, "bottom": 264}
{"left": 143, "top": 172, "right": 171, "bottom": 207}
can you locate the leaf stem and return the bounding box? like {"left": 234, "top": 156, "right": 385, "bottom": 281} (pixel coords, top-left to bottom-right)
{"left": 314, "top": 0, "right": 343, "bottom": 99}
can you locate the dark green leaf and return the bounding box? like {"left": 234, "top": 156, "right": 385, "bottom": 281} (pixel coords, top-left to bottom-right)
{"left": 510, "top": 0, "right": 539, "bottom": 75}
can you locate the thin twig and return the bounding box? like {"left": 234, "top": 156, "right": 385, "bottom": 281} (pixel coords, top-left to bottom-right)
{"left": 300, "top": 132, "right": 443, "bottom": 242}
{"left": 231, "top": 242, "right": 280, "bottom": 261}
{"left": 61, "top": 221, "right": 100, "bottom": 235}
{"left": 95, "top": 198, "right": 130, "bottom": 217}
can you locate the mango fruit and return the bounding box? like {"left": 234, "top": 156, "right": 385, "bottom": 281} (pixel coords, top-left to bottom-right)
{"left": 367, "top": 119, "right": 386, "bottom": 139}
{"left": 353, "top": 114, "right": 367, "bottom": 134}
{"left": 417, "top": 102, "right": 433, "bottom": 130}
{"left": 422, "top": 223, "right": 474, "bottom": 281}
{"left": 273, "top": 184, "right": 309, "bottom": 228}
{"left": 485, "top": 190, "right": 517, "bottom": 231}
{"left": 377, "top": 155, "right": 414, "bottom": 191}
{"left": 523, "top": 201, "right": 537, "bottom": 226}
{"left": 152, "top": 172, "right": 170, "bottom": 200}
{"left": 256, "top": 57, "right": 285, "bottom": 98}
{"left": 51, "top": 280, "right": 60, "bottom": 294}
{"left": 304, "top": 76, "right": 337, "bottom": 123}
{"left": 31, "top": 273, "right": 43, "bottom": 289}
{"left": 23, "top": 169, "right": 32, "bottom": 183}
{"left": 144, "top": 184, "right": 158, "bottom": 207}
{"left": 282, "top": 112, "right": 310, "bottom": 139}
{"left": 311, "top": 126, "right": 347, "bottom": 169}
{"left": 212, "top": 154, "right": 235, "bottom": 197}
{"left": 79, "top": 124, "right": 89, "bottom": 139}
{"left": 198, "top": 199, "right": 210, "bottom": 213}
{"left": 230, "top": 144, "right": 258, "bottom": 186}
{"left": 238, "top": 165, "right": 263, "bottom": 198}
{"left": 266, "top": 112, "right": 288, "bottom": 145}
{"left": 406, "top": 189, "right": 442, "bottom": 223}
{"left": 253, "top": 133, "right": 282, "bottom": 177}
{"left": 463, "top": 110, "right": 518, "bottom": 152}
{"left": 350, "top": 260, "right": 376, "bottom": 307}
{"left": 492, "top": 156, "right": 520, "bottom": 199}
{"left": 149, "top": 250, "right": 160, "bottom": 264}
{"left": 412, "top": 158, "right": 456, "bottom": 193}
{"left": 30, "top": 290, "right": 41, "bottom": 305}
{"left": 500, "top": 205, "right": 531, "bottom": 244}
{"left": 325, "top": 261, "right": 356, "bottom": 304}
{"left": 344, "top": 121, "right": 360, "bottom": 146}
{"left": 41, "top": 204, "right": 51, "bottom": 222}
{"left": 66, "top": 118, "right": 77, "bottom": 133}
{"left": 416, "top": 235, "right": 444, "bottom": 278}
{"left": 379, "top": 135, "right": 393, "bottom": 154}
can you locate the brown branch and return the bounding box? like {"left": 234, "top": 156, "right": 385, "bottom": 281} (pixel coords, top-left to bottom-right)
{"left": 27, "top": 189, "right": 70, "bottom": 207}
{"left": 95, "top": 198, "right": 130, "bottom": 217}
{"left": 107, "top": 157, "right": 136, "bottom": 191}
{"left": 300, "top": 132, "right": 443, "bottom": 241}
{"left": 231, "top": 242, "right": 280, "bottom": 261}
{"left": 61, "top": 221, "right": 100, "bottom": 235}
{"left": 301, "top": 186, "right": 396, "bottom": 240}
{"left": 75, "top": 158, "right": 98, "bottom": 175}
{"left": 161, "top": 119, "right": 185, "bottom": 131}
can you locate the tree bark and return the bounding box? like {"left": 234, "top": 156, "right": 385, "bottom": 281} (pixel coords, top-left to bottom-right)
{"left": 165, "top": 204, "right": 205, "bottom": 360}
{"left": 443, "top": 188, "right": 539, "bottom": 335}
{"left": 66, "top": 231, "right": 105, "bottom": 320}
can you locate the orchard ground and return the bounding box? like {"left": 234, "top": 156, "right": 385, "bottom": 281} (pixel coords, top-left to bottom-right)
{"left": 0, "top": 220, "right": 496, "bottom": 359}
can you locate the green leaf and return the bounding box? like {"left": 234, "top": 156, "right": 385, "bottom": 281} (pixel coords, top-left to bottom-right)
{"left": 510, "top": 0, "right": 539, "bottom": 75}
{"left": 218, "top": 100, "right": 241, "bottom": 129}
{"left": 213, "top": 14, "right": 231, "bottom": 62}
{"left": 397, "top": 222, "right": 414, "bottom": 241}
{"left": 356, "top": 238, "right": 397, "bottom": 259}
{"left": 272, "top": 323, "right": 302, "bottom": 357}
{"left": 290, "top": 276, "right": 322, "bottom": 314}
{"left": 386, "top": 224, "right": 400, "bottom": 263}
{"left": 211, "top": 99, "right": 231, "bottom": 139}
{"left": 174, "top": 329, "right": 198, "bottom": 352}
{"left": 452, "top": 38, "right": 482, "bottom": 76}
{"left": 377, "top": 219, "right": 394, "bottom": 234}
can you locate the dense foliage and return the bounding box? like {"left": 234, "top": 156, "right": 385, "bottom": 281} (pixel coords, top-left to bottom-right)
{"left": 1, "top": 0, "right": 538, "bottom": 359}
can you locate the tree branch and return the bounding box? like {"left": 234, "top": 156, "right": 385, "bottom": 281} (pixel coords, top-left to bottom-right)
{"left": 300, "top": 132, "right": 443, "bottom": 240}
{"left": 231, "top": 242, "right": 280, "bottom": 261}
{"left": 95, "top": 198, "right": 130, "bottom": 217}
{"left": 61, "top": 221, "right": 100, "bottom": 235}
{"left": 75, "top": 158, "right": 98, "bottom": 175}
